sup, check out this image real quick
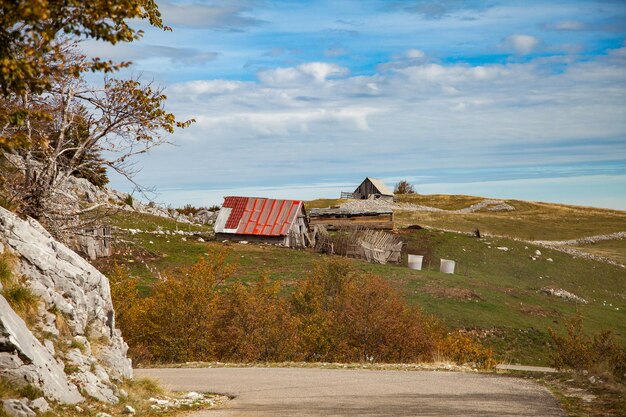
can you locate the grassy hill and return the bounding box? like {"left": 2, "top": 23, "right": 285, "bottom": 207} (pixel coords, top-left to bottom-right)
{"left": 94, "top": 194, "right": 626, "bottom": 366}
{"left": 306, "top": 194, "right": 626, "bottom": 265}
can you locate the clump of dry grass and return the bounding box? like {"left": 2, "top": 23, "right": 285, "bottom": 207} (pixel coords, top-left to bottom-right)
{"left": 0, "top": 250, "right": 39, "bottom": 327}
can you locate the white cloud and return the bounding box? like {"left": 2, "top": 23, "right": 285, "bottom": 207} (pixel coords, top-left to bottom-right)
{"left": 504, "top": 34, "right": 540, "bottom": 55}
{"left": 116, "top": 51, "right": 626, "bottom": 208}
{"left": 550, "top": 20, "right": 586, "bottom": 31}
{"left": 405, "top": 48, "right": 426, "bottom": 59}
{"left": 159, "top": 0, "right": 262, "bottom": 30}
{"left": 194, "top": 107, "right": 376, "bottom": 136}
{"left": 258, "top": 62, "right": 349, "bottom": 86}
{"left": 170, "top": 80, "right": 247, "bottom": 95}
{"left": 324, "top": 47, "right": 347, "bottom": 57}
{"left": 80, "top": 41, "right": 218, "bottom": 65}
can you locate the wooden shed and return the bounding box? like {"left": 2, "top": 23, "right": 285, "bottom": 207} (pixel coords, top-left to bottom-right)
{"left": 352, "top": 177, "right": 394, "bottom": 201}
{"left": 309, "top": 207, "right": 394, "bottom": 230}
{"left": 214, "top": 196, "right": 309, "bottom": 248}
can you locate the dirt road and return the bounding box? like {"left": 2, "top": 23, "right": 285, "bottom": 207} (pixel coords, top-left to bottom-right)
{"left": 136, "top": 367, "right": 565, "bottom": 416}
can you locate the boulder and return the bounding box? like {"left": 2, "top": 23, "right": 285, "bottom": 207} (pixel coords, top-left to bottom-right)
{"left": 0, "top": 206, "right": 132, "bottom": 404}
{"left": 0, "top": 296, "right": 83, "bottom": 403}
{"left": 2, "top": 400, "right": 36, "bottom": 417}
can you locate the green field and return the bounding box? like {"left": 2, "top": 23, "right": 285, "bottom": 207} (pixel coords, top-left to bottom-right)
{"left": 394, "top": 194, "right": 626, "bottom": 241}
{"left": 96, "top": 195, "right": 626, "bottom": 366}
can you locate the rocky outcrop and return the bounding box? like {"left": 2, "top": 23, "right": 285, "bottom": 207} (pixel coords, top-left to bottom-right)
{"left": 0, "top": 206, "right": 132, "bottom": 404}
{"left": 192, "top": 209, "right": 218, "bottom": 225}
{"left": 61, "top": 174, "right": 193, "bottom": 224}
{"left": 0, "top": 296, "right": 82, "bottom": 404}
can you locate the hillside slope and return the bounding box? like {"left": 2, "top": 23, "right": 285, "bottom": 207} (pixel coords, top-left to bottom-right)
{"left": 95, "top": 196, "right": 625, "bottom": 366}
{"left": 307, "top": 194, "right": 626, "bottom": 265}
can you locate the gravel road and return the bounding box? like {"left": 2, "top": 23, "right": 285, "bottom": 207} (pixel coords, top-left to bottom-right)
{"left": 136, "top": 367, "right": 565, "bottom": 416}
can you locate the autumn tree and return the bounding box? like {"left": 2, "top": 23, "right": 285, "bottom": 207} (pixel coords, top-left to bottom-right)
{"left": 2, "top": 55, "right": 191, "bottom": 225}
{"left": 394, "top": 180, "right": 416, "bottom": 194}
{"left": 0, "top": 1, "right": 192, "bottom": 237}
{"left": 0, "top": 0, "right": 166, "bottom": 98}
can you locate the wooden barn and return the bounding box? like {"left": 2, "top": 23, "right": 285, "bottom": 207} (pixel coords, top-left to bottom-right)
{"left": 214, "top": 196, "right": 309, "bottom": 248}
{"left": 350, "top": 177, "right": 394, "bottom": 201}
{"left": 309, "top": 207, "right": 394, "bottom": 230}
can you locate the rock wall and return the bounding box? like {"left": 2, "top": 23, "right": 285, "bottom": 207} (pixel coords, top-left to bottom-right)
{"left": 0, "top": 206, "right": 132, "bottom": 404}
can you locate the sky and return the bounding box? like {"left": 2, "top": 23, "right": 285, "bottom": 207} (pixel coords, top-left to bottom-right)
{"left": 84, "top": 0, "right": 626, "bottom": 209}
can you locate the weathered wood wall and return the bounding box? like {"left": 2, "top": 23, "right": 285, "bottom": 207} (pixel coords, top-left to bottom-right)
{"left": 309, "top": 211, "right": 394, "bottom": 230}
{"left": 353, "top": 178, "right": 393, "bottom": 200}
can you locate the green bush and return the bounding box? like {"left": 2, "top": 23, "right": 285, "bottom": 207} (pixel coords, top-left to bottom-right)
{"left": 123, "top": 194, "right": 134, "bottom": 207}
{"left": 549, "top": 314, "right": 626, "bottom": 381}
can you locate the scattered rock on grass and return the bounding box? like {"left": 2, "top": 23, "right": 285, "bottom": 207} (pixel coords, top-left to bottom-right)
{"left": 538, "top": 287, "right": 588, "bottom": 304}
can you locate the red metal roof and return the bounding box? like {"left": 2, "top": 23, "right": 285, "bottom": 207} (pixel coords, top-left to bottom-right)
{"left": 220, "top": 196, "right": 304, "bottom": 236}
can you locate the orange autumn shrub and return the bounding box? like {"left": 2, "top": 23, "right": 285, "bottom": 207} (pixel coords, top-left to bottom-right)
{"left": 437, "top": 331, "right": 496, "bottom": 369}
{"left": 215, "top": 275, "right": 300, "bottom": 362}
{"left": 110, "top": 252, "right": 494, "bottom": 367}
{"left": 110, "top": 250, "right": 234, "bottom": 364}
{"left": 548, "top": 314, "right": 626, "bottom": 381}
{"left": 291, "top": 258, "right": 438, "bottom": 363}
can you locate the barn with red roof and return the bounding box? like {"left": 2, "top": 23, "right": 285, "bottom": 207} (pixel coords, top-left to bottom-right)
{"left": 214, "top": 196, "right": 309, "bottom": 248}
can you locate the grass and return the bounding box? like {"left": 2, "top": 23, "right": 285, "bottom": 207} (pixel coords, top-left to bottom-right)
{"left": 0, "top": 251, "right": 13, "bottom": 286}
{"left": 391, "top": 195, "right": 626, "bottom": 241}
{"left": 108, "top": 210, "right": 212, "bottom": 234}
{"left": 397, "top": 193, "right": 485, "bottom": 210}
{"left": 0, "top": 250, "right": 40, "bottom": 327}
{"left": 308, "top": 194, "right": 626, "bottom": 264}
{"left": 22, "top": 377, "right": 227, "bottom": 417}
{"left": 572, "top": 237, "right": 626, "bottom": 265}
{"left": 0, "top": 378, "right": 44, "bottom": 400}
{"left": 303, "top": 198, "right": 349, "bottom": 209}
{"left": 96, "top": 195, "right": 625, "bottom": 366}
{"left": 92, "top": 211, "right": 213, "bottom": 292}
{"left": 100, "top": 222, "right": 626, "bottom": 366}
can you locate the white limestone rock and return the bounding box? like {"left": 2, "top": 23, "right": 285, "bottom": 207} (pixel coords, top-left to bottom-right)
{"left": 2, "top": 399, "right": 36, "bottom": 417}
{"left": 0, "top": 206, "right": 132, "bottom": 404}
{"left": 0, "top": 296, "right": 83, "bottom": 403}
{"left": 29, "top": 397, "right": 49, "bottom": 413}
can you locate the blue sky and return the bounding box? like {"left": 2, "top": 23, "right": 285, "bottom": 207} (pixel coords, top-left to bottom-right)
{"left": 86, "top": 0, "right": 626, "bottom": 209}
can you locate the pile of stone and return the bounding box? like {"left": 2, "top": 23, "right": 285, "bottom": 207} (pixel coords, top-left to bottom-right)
{"left": 533, "top": 231, "right": 626, "bottom": 247}
{"left": 192, "top": 209, "right": 218, "bottom": 225}
{"left": 538, "top": 287, "right": 588, "bottom": 304}
{"left": 61, "top": 173, "right": 194, "bottom": 224}
{"left": 339, "top": 198, "right": 515, "bottom": 214}
{"left": 148, "top": 392, "right": 228, "bottom": 412}
{"left": 455, "top": 199, "right": 515, "bottom": 213}
{"left": 340, "top": 199, "right": 443, "bottom": 213}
